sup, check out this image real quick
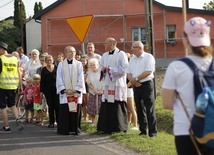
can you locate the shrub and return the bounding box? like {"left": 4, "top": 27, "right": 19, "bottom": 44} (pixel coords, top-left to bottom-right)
{"left": 155, "top": 97, "right": 173, "bottom": 134}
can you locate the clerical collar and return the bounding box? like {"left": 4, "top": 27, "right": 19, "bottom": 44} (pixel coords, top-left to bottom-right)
{"left": 67, "top": 59, "right": 73, "bottom": 64}
{"left": 109, "top": 49, "right": 115, "bottom": 55}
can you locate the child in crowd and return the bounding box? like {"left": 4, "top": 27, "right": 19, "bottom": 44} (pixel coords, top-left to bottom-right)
{"left": 81, "top": 56, "right": 89, "bottom": 121}
{"left": 23, "top": 77, "right": 34, "bottom": 122}
{"left": 54, "top": 52, "right": 64, "bottom": 66}
{"left": 33, "top": 74, "right": 44, "bottom": 126}
{"left": 75, "top": 50, "right": 82, "bottom": 61}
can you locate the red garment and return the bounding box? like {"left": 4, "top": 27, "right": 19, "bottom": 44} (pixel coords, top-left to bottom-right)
{"left": 23, "top": 86, "right": 34, "bottom": 102}
{"left": 33, "top": 84, "right": 41, "bottom": 104}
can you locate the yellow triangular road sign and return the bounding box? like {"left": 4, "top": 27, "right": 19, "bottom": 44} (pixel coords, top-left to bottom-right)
{"left": 66, "top": 14, "right": 94, "bottom": 43}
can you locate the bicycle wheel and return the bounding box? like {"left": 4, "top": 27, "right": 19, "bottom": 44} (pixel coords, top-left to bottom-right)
{"left": 16, "top": 94, "right": 26, "bottom": 119}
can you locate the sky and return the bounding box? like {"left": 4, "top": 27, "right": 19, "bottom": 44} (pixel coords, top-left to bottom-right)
{"left": 0, "top": 0, "right": 57, "bottom": 20}
{"left": 0, "top": 0, "right": 212, "bottom": 21}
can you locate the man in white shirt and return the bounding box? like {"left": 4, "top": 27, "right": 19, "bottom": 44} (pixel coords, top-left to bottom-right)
{"left": 16, "top": 46, "right": 29, "bottom": 65}
{"left": 127, "top": 41, "right": 157, "bottom": 137}
{"left": 85, "top": 42, "right": 101, "bottom": 61}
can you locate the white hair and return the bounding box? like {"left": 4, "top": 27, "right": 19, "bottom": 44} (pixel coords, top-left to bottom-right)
{"left": 88, "top": 58, "right": 99, "bottom": 66}
{"left": 31, "top": 49, "right": 40, "bottom": 55}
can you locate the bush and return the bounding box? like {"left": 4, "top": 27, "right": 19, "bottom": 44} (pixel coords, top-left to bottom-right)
{"left": 155, "top": 97, "right": 173, "bottom": 134}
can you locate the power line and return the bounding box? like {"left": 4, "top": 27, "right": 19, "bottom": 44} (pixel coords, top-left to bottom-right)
{"left": 0, "top": 0, "right": 14, "bottom": 9}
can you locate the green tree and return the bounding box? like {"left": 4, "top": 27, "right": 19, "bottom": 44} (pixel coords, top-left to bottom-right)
{"left": 34, "top": 2, "right": 43, "bottom": 15}
{"left": 13, "top": 0, "right": 26, "bottom": 28}
{"left": 38, "top": 2, "right": 43, "bottom": 11}
{"left": 0, "top": 21, "right": 20, "bottom": 53}
{"left": 34, "top": 2, "right": 39, "bottom": 14}
{"left": 203, "top": 0, "right": 214, "bottom": 10}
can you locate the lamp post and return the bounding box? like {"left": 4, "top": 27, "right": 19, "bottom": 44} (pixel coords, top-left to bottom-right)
{"left": 19, "top": 0, "right": 24, "bottom": 48}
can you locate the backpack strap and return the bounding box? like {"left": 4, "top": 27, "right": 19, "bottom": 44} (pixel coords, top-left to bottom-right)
{"left": 208, "top": 57, "right": 214, "bottom": 71}
{"left": 180, "top": 57, "right": 214, "bottom": 72}
{"left": 179, "top": 57, "right": 198, "bottom": 73}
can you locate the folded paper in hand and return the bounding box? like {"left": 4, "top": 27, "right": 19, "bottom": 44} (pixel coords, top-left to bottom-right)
{"left": 67, "top": 96, "right": 77, "bottom": 112}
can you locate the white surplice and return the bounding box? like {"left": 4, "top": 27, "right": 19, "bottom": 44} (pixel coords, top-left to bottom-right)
{"left": 56, "top": 59, "right": 86, "bottom": 104}
{"left": 100, "top": 48, "right": 128, "bottom": 102}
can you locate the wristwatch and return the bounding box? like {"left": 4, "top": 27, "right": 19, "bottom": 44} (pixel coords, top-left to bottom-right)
{"left": 135, "top": 77, "right": 139, "bottom": 81}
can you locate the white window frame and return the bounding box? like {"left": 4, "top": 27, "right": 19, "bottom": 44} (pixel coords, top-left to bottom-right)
{"left": 166, "top": 25, "right": 176, "bottom": 42}
{"left": 132, "top": 27, "right": 146, "bottom": 43}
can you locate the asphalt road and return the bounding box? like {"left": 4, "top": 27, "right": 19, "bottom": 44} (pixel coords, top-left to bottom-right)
{"left": 0, "top": 110, "right": 142, "bottom": 155}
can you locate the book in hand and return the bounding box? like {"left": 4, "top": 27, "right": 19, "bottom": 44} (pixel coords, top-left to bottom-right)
{"left": 67, "top": 96, "right": 77, "bottom": 112}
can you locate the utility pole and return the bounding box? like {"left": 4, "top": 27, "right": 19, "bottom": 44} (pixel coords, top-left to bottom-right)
{"left": 144, "top": 0, "right": 155, "bottom": 57}
{"left": 182, "top": 0, "right": 187, "bottom": 56}
{"left": 19, "top": 0, "right": 24, "bottom": 48}
{"left": 144, "top": 0, "right": 156, "bottom": 98}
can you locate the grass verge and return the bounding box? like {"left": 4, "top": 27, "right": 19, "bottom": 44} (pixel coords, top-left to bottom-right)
{"left": 81, "top": 96, "right": 176, "bottom": 155}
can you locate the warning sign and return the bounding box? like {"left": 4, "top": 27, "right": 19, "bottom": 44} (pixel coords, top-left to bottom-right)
{"left": 66, "top": 14, "right": 94, "bottom": 43}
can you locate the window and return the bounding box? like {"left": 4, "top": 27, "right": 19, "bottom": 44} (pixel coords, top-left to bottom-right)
{"left": 132, "top": 27, "right": 146, "bottom": 43}
{"left": 166, "top": 25, "right": 176, "bottom": 42}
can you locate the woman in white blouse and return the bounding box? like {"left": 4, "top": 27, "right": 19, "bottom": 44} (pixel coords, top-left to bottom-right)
{"left": 87, "top": 58, "right": 104, "bottom": 126}
{"left": 24, "top": 49, "right": 41, "bottom": 78}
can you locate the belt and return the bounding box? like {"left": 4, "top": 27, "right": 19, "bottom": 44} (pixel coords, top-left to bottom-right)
{"left": 140, "top": 80, "right": 152, "bottom": 85}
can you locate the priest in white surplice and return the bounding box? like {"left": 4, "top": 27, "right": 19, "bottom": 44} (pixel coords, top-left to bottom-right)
{"left": 56, "top": 46, "right": 86, "bottom": 135}
{"left": 97, "top": 37, "right": 129, "bottom": 134}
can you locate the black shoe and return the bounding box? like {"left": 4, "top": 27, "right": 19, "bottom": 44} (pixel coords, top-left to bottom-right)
{"left": 139, "top": 132, "right": 147, "bottom": 136}
{"left": 149, "top": 133, "right": 157, "bottom": 138}
{"left": 71, "top": 132, "right": 79, "bottom": 135}
{"left": 0, "top": 126, "right": 11, "bottom": 133}
{"left": 123, "top": 130, "right": 128, "bottom": 134}
{"left": 48, "top": 124, "right": 54, "bottom": 128}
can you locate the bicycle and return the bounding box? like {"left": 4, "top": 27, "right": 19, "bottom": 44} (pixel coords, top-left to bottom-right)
{"left": 16, "top": 94, "right": 25, "bottom": 119}
{"left": 16, "top": 94, "right": 48, "bottom": 119}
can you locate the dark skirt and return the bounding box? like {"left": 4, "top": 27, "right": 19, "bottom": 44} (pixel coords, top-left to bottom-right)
{"left": 57, "top": 103, "right": 82, "bottom": 135}
{"left": 97, "top": 101, "right": 128, "bottom": 133}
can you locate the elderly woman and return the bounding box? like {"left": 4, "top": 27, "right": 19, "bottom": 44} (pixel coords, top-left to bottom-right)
{"left": 87, "top": 58, "right": 103, "bottom": 126}
{"left": 24, "top": 49, "right": 41, "bottom": 78}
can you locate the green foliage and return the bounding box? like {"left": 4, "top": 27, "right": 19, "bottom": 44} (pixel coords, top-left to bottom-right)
{"left": 13, "top": 0, "right": 26, "bottom": 28}
{"left": 34, "top": 2, "right": 43, "bottom": 15}
{"left": 0, "top": 21, "right": 20, "bottom": 53}
{"left": 13, "top": 0, "right": 20, "bottom": 28}
{"left": 38, "top": 2, "right": 43, "bottom": 11}
{"left": 34, "top": 2, "right": 39, "bottom": 14}
{"left": 155, "top": 97, "right": 173, "bottom": 134}
{"left": 203, "top": 0, "right": 214, "bottom": 10}
{"left": 156, "top": 103, "right": 173, "bottom": 134}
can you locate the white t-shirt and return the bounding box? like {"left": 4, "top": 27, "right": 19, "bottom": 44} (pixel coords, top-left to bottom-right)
{"left": 162, "top": 55, "right": 212, "bottom": 136}
{"left": 85, "top": 53, "right": 101, "bottom": 61}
